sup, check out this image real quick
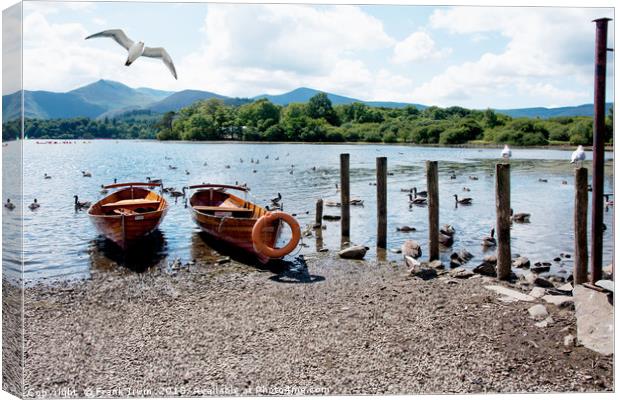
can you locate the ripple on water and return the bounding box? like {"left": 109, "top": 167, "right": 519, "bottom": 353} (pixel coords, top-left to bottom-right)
{"left": 10, "top": 140, "right": 614, "bottom": 283}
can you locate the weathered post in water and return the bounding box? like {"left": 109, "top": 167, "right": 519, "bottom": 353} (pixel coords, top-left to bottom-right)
{"left": 426, "top": 161, "right": 439, "bottom": 261}
{"left": 340, "top": 153, "right": 350, "bottom": 238}
{"left": 590, "top": 18, "right": 612, "bottom": 283}
{"left": 495, "top": 163, "right": 511, "bottom": 280}
{"left": 574, "top": 167, "right": 589, "bottom": 284}
{"left": 315, "top": 199, "right": 323, "bottom": 229}
{"left": 377, "top": 157, "right": 388, "bottom": 248}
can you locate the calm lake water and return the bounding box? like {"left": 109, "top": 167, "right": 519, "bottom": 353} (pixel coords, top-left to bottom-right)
{"left": 2, "top": 140, "right": 615, "bottom": 284}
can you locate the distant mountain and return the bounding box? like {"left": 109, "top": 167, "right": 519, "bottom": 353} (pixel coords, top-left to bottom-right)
{"left": 147, "top": 89, "right": 250, "bottom": 113}
{"left": 69, "top": 79, "right": 172, "bottom": 111}
{"left": 2, "top": 80, "right": 173, "bottom": 121}
{"left": 496, "top": 103, "right": 613, "bottom": 119}
{"left": 1, "top": 79, "right": 612, "bottom": 122}
{"left": 2, "top": 90, "right": 107, "bottom": 120}
{"left": 253, "top": 87, "right": 426, "bottom": 109}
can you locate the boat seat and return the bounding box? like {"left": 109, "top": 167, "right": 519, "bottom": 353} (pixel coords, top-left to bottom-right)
{"left": 113, "top": 208, "right": 137, "bottom": 216}
{"left": 102, "top": 199, "right": 160, "bottom": 210}
{"left": 194, "top": 206, "right": 252, "bottom": 214}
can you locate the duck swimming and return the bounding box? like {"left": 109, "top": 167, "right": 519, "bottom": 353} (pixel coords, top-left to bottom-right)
{"left": 454, "top": 194, "right": 472, "bottom": 205}
{"left": 408, "top": 193, "right": 427, "bottom": 206}
{"left": 511, "top": 209, "right": 531, "bottom": 223}
{"left": 74, "top": 195, "right": 91, "bottom": 210}
{"left": 4, "top": 199, "right": 15, "bottom": 210}
{"left": 28, "top": 199, "right": 40, "bottom": 210}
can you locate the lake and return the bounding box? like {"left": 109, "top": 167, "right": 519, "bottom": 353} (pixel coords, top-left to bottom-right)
{"left": 2, "top": 140, "right": 614, "bottom": 284}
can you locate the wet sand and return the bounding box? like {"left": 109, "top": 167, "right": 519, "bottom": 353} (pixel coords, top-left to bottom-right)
{"left": 12, "top": 254, "right": 614, "bottom": 396}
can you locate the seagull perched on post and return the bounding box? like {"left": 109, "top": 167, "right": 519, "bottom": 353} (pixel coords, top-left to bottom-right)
{"left": 570, "top": 145, "right": 586, "bottom": 168}
{"left": 501, "top": 144, "right": 512, "bottom": 161}
{"left": 85, "top": 29, "right": 177, "bottom": 79}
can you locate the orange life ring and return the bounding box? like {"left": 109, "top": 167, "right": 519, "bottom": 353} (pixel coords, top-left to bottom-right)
{"left": 252, "top": 211, "right": 301, "bottom": 259}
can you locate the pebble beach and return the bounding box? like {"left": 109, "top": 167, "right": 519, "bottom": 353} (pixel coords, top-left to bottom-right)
{"left": 6, "top": 253, "right": 613, "bottom": 397}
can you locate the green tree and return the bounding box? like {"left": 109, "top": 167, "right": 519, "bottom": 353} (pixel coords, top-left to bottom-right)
{"left": 307, "top": 92, "right": 339, "bottom": 125}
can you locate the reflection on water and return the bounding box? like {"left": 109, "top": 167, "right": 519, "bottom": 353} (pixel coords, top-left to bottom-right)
{"left": 89, "top": 230, "right": 167, "bottom": 273}
{"left": 4, "top": 140, "right": 614, "bottom": 284}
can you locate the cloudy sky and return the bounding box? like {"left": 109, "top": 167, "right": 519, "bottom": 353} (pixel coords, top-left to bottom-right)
{"left": 11, "top": 0, "right": 616, "bottom": 108}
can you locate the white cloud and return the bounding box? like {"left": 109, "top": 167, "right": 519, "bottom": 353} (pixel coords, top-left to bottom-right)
{"left": 392, "top": 31, "right": 451, "bottom": 64}
{"left": 411, "top": 7, "right": 614, "bottom": 107}
{"left": 21, "top": 10, "right": 182, "bottom": 92}
{"left": 177, "top": 4, "right": 398, "bottom": 97}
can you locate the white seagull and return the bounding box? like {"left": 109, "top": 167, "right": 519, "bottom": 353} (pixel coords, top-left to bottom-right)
{"left": 501, "top": 144, "right": 512, "bottom": 161}
{"left": 85, "top": 29, "right": 177, "bottom": 79}
{"left": 570, "top": 145, "right": 586, "bottom": 168}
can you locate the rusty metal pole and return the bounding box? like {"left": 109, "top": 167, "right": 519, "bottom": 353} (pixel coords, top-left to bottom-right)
{"left": 590, "top": 18, "right": 611, "bottom": 284}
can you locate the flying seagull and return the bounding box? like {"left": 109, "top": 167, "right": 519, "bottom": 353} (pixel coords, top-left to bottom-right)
{"left": 85, "top": 29, "right": 177, "bottom": 79}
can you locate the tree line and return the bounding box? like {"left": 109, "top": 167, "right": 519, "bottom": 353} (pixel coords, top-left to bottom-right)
{"left": 3, "top": 93, "right": 613, "bottom": 146}
{"left": 156, "top": 93, "right": 613, "bottom": 146}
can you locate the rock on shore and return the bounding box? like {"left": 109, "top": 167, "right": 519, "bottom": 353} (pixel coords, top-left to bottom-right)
{"left": 16, "top": 254, "right": 614, "bottom": 396}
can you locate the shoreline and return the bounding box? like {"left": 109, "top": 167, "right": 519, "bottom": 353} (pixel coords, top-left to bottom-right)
{"left": 12, "top": 253, "right": 614, "bottom": 396}
{"left": 11, "top": 138, "right": 615, "bottom": 151}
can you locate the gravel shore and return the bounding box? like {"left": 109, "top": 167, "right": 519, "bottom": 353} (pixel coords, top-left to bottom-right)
{"left": 15, "top": 254, "right": 614, "bottom": 396}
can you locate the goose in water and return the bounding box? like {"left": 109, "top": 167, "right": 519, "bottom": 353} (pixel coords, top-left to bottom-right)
{"left": 350, "top": 199, "right": 364, "bottom": 206}
{"left": 413, "top": 187, "right": 427, "bottom": 198}
{"left": 408, "top": 193, "right": 427, "bottom": 205}
{"left": 43, "top": 173, "right": 52, "bottom": 179}
{"left": 4, "top": 199, "right": 15, "bottom": 210}
{"left": 438, "top": 224, "right": 455, "bottom": 247}
{"left": 28, "top": 199, "right": 40, "bottom": 210}
{"left": 481, "top": 228, "right": 496, "bottom": 247}
{"left": 501, "top": 144, "right": 512, "bottom": 161}
{"left": 453, "top": 194, "right": 472, "bottom": 205}
{"left": 271, "top": 193, "right": 282, "bottom": 205}
{"left": 570, "top": 145, "right": 586, "bottom": 168}
{"left": 511, "top": 209, "right": 531, "bottom": 223}
{"left": 74, "top": 195, "right": 91, "bottom": 210}
{"left": 462, "top": 187, "right": 471, "bottom": 192}
{"left": 449, "top": 172, "right": 457, "bottom": 180}
{"left": 468, "top": 175, "right": 479, "bottom": 181}
{"left": 170, "top": 188, "right": 186, "bottom": 198}
{"left": 185, "top": 170, "right": 190, "bottom": 175}
{"left": 99, "top": 185, "right": 109, "bottom": 195}
{"left": 168, "top": 165, "right": 177, "bottom": 170}
{"left": 396, "top": 226, "right": 416, "bottom": 232}
{"left": 146, "top": 177, "right": 162, "bottom": 185}
{"left": 81, "top": 170, "right": 92, "bottom": 177}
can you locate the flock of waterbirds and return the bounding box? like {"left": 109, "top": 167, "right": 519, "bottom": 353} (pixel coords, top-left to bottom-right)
{"left": 3, "top": 145, "right": 612, "bottom": 251}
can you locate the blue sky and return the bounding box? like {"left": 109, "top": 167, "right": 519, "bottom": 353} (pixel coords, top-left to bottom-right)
{"left": 14, "top": 1, "right": 615, "bottom": 109}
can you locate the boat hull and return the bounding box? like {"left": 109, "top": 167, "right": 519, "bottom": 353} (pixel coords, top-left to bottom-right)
{"left": 188, "top": 188, "right": 281, "bottom": 263}
{"left": 88, "top": 186, "right": 168, "bottom": 250}
{"left": 89, "top": 209, "right": 168, "bottom": 249}
{"left": 190, "top": 211, "right": 280, "bottom": 264}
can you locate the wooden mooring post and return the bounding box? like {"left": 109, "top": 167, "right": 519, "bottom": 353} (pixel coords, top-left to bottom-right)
{"left": 426, "top": 161, "right": 439, "bottom": 261}
{"left": 590, "top": 18, "right": 611, "bottom": 284}
{"left": 495, "top": 163, "right": 511, "bottom": 280}
{"left": 377, "top": 157, "right": 387, "bottom": 248}
{"left": 340, "top": 153, "right": 350, "bottom": 238}
{"left": 574, "top": 167, "right": 589, "bottom": 284}
{"left": 314, "top": 199, "right": 323, "bottom": 229}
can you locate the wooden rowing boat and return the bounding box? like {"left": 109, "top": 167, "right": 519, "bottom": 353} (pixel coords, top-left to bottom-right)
{"left": 187, "top": 184, "right": 300, "bottom": 263}
{"left": 88, "top": 182, "right": 169, "bottom": 249}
